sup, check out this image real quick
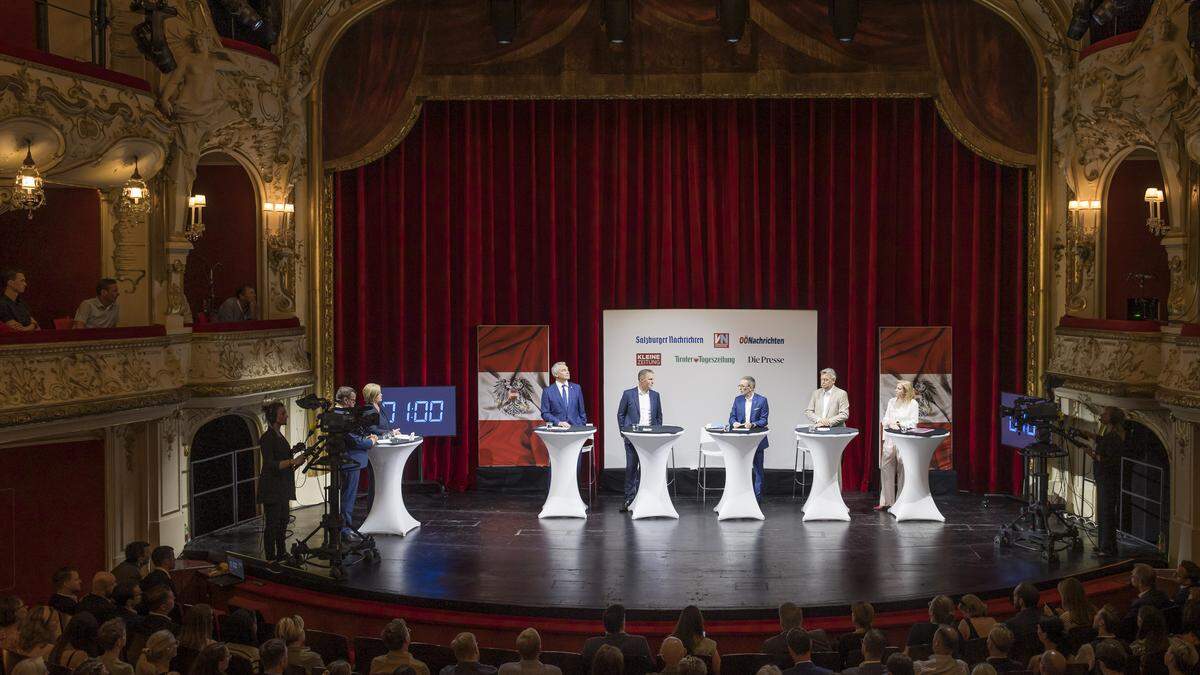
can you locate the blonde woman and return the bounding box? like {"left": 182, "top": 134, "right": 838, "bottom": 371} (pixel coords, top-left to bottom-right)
{"left": 135, "top": 630, "right": 179, "bottom": 675}
{"left": 957, "top": 595, "right": 996, "bottom": 641}
{"left": 877, "top": 380, "right": 919, "bottom": 510}
{"left": 274, "top": 616, "right": 324, "bottom": 675}
{"left": 362, "top": 383, "right": 394, "bottom": 436}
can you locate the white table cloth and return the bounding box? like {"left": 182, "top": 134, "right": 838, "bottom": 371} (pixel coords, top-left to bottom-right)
{"left": 885, "top": 429, "right": 951, "bottom": 522}
{"left": 622, "top": 426, "right": 684, "bottom": 520}
{"left": 795, "top": 427, "right": 859, "bottom": 521}
{"left": 359, "top": 436, "right": 424, "bottom": 536}
{"left": 705, "top": 429, "right": 769, "bottom": 521}
{"left": 534, "top": 426, "right": 596, "bottom": 519}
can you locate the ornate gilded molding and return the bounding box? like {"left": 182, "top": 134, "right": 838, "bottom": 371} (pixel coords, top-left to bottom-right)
{"left": 1046, "top": 326, "right": 1200, "bottom": 409}
{"left": 1026, "top": 167, "right": 1042, "bottom": 395}
{"left": 319, "top": 172, "right": 335, "bottom": 399}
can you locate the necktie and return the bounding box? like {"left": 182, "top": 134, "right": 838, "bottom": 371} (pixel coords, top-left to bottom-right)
{"left": 561, "top": 384, "right": 568, "bottom": 406}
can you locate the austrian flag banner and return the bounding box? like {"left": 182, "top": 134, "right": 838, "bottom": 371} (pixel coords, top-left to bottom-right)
{"left": 477, "top": 325, "right": 550, "bottom": 467}
{"left": 878, "top": 326, "right": 954, "bottom": 469}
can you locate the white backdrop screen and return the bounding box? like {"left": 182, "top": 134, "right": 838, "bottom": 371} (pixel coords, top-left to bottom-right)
{"left": 602, "top": 309, "right": 819, "bottom": 469}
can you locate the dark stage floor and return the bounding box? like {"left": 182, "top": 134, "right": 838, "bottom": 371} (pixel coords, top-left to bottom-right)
{"left": 189, "top": 491, "right": 1159, "bottom": 618}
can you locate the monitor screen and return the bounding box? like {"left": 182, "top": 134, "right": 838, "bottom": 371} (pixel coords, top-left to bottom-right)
{"left": 1000, "top": 391, "right": 1040, "bottom": 449}
{"left": 379, "top": 386, "right": 458, "bottom": 437}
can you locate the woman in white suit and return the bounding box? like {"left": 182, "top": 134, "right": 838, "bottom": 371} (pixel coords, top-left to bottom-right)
{"left": 876, "top": 380, "right": 920, "bottom": 510}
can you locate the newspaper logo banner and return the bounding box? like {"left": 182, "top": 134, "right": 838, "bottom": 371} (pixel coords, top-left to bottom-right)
{"left": 713, "top": 333, "right": 730, "bottom": 348}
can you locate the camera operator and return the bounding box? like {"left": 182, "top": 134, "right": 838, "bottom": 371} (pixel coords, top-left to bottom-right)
{"left": 259, "top": 401, "right": 303, "bottom": 562}
{"left": 1085, "top": 407, "right": 1128, "bottom": 557}
{"left": 335, "top": 386, "right": 377, "bottom": 540}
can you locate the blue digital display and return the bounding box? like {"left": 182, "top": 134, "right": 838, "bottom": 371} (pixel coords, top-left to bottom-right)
{"left": 379, "top": 386, "right": 457, "bottom": 436}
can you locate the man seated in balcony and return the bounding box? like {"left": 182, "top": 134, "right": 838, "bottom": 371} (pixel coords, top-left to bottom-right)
{"left": 0, "top": 269, "right": 39, "bottom": 331}
{"left": 214, "top": 285, "right": 256, "bottom": 322}
{"left": 73, "top": 278, "right": 120, "bottom": 329}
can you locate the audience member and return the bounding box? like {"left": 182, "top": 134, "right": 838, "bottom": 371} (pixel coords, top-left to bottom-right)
{"left": 843, "top": 630, "right": 886, "bottom": 675}
{"left": 220, "top": 609, "right": 258, "bottom": 667}
{"left": 1003, "top": 582, "right": 1042, "bottom": 662}
{"left": 675, "top": 657, "right": 705, "bottom": 675}
{"left": 134, "top": 631, "right": 178, "bottom": 675}
{"left": 371, "top": 619, "right": 428, "bottom": 675}
{"left": 112, "top": 543, "right": 150, "bottom": 585}
{"left": 1131, "top": 605, "right": 1170, "bottom": 675}
{"left": 590, "top": 645, "right": 623, "bottom": 675}
{"left": 838, "top": 602, "right": 875, "bottom": 661}
{"left": 173, "top": 605, "right": 214, "bottom": 674}
{"left": 49, "top": 612, "right": 99, "bottom": 669}
{"left": 755, "top": 667, "right": 782, "bottom": 675}
{"left": 956, "top": 596, "right": 995, "bottom": 643}
{"left": 97, "top": 619, "right": 133, "bottom": 675}
{"left": 111, "top": 583, "right": 142, "bottom": 630}
{"left": 581, "top": 605, "right": 652, "bottom": 675}
{"left": 186, "top": 643, "right": 228, "bottom": 675}
{"left": 886, "top": 653, "right": 914, "bottom": 675}
{"left": 140, "top": 548, "right": 177, "bottom": 597}
{"left": 9, "top": 655, "right": 47, "bottom": 675}
{"left": 1, "top": 595, "right": 28, "bottom": 650}
{"left": 137, "top": 588, "right": 179, "bottom": 637}
{"left": 782, "top": 630, "right": 832, "bottom": 675}
{"left": 1179, "top": 601, "right": 1200, "bottom": 646}
{"left": 1175, "top": 562, "right": 1200, "bottom": 607}
{"left": 78, "top": 573, "right": 118, "bottom": 626}
{"left": 1026, "top": 618, "right": 1067, "bottom": 672}
{"left": 914, "top": 627, "right": 967, "bottom": 675}
{"left": 670, "top": 607, "right": 719, "bottom": 675}
{"left": 1036, "top": 651, "right": 1065, "bottom": 675}
{"left": 763, "top": 604, "right": 831, "bottom": 657}
{"left": 71, "top": 657, "right": 109, "bottom": 675}
{"left": 73, "top": 279, "right": 120, "bottom": 329}
{"left": 908, "top": 596, "right": 955, "bottom": 651}
{"left": 259, "top": 640, "right": 288, "bottom": 675}
{"left": 658, "top": 637, "right": 686, "bottom": 675}
{"left": 439, "top": 633, "right": 496, "bottom": 675}
{"left": 12, "top": 616, "right": 57, "bottom": 670}
{"left": 1123, "top": 564, "right": 1171, "bottom": 639}
{"left": 1075, "top": 605, "right": 1122, "bottom": 671}
{"left": 274, "top": 616, "right": 324, "bottom": 675}
{"left": 982, "top": 626, "right": 1022, "bottom": 673}
{"left": 49, "top": 567, "right": 83, "bottom": 616}
{"left": 1165, "top": 637, "right": 1197, "bottom": 675}
{"left": 497, "top": 628, "right": 559, "bottom": 675}
{"left": 0, "top": 269, "right": 39, "bottom": 331}
{"left": 1047, "top": 578, "right": 1095, "bottom": 632}
{"left": 969, "top": 665, "right": 995, "bottom": 675}
{"left": 26, "top": 605, "right": 64, "bottom": 643}
{"left": 328, "top": 661, "right": 352, "bottom": 675}
{"left": 214, "top": 287, "right": 256, "bottom": 323}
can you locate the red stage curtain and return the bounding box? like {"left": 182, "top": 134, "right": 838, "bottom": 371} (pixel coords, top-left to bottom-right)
{"left": 333, "top": 98, "right": 1026, "bottom": 494}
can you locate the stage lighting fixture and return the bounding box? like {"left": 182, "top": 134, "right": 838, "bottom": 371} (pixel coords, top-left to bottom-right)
{"left": 489, "top": 0, "right": 521, "bottom": 45}
{"left": 218, "top": 0, "right": 278, "bottom": 45}
{"left": 1066, "top": 0, "right": 1093, "bottom": 39}
{"left": 603, "top": 0, "right": 631, "bottom": 44}
{"left": 130, "top": 0, "right": 178, "bottom": 73}
{"left": 829, "top": 0, "right": 859, "bottom": 43}
{"left": 717, "top": 0, "right": 748, "bottom": 43}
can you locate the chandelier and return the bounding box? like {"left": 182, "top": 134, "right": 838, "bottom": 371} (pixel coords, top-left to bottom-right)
{"left": 119, "top": 157, "right": 151, "bottom": 214}
{"left": 12, "top": 141, "right": 45, "bottom": 219}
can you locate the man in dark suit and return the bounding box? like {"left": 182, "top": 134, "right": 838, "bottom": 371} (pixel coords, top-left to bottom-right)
{"left": 1086, "top": 407, "right": 1128, "bottom": 557}
{"left": 580, "top": 604, "right": 653, "bottom": 675}
{"left": 48, "top": 566, "right": 82, "bottom": 615}
{"left": 77, "top": 572, "right": 118, "bottom": 625}
{"left": 439, "top": 632, "right": 497, "bottom": 675}
{"left": 541, "top": 362, "right": 588, "bottom": 428}
{"left": 983, "top": 625, "right": 1024, "bottom": 673}
{"left": 1003, "top": 581, "right": 1042, "bottom": 663}
{"left": 140, "top": 546, "right": 177, "bottom": 597}
{"left": 111, "top": 542, "right": 149, "bottom": 585}
{"left": 763, "top": 603, "right": 831, "bottom": 658}
{"left": 782, "top": 630, "right": 834, "bottom": 675}
{"left": 842, "top": 630, "right": 887, "bottom": 675}
{"left": 124, "top": 586, "right": 177, "bottom": 663}
{"left": 728, "top": 376, "right": 770, "bottom": 499}
{"left": 616, "top": 369, "right": 663, "bottom": 513}
{"left": 111, "top": 582, "right": 142, "bottom": 631}
{"left": 1122, "top": 563, "right": 1172, "bottom": 639}
{"left": 259, "top": 401, "right": 302, "bottom": 561}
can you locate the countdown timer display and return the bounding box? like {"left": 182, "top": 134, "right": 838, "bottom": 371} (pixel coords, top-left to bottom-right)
{"left": 379, "top": 386, "right": 457, "bottom": 436}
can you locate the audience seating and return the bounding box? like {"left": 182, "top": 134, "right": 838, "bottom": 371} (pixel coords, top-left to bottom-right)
{"left": 724, "top": 653, "right": 783, "bottom": 673}
{"left": 813, "top": 651, "right": 842, "bottom": 671}
{"left": 306, "top": 628, "right": 352, "bottom": 664}
{"left": 539, "top": 650, "right": 585, "bottom": 675}
{"left": 51, "top": 318, "right": 71, "bottom": 329}
{"left": 907, "top": 644, "right": 932, "bottom": 661}
{"left": 1066, "top": 626, "right": 1096, "bottom": 649}
{"left": 408, "top": 642, "right": 455, "bottom": 674}
{"left": 962, "top": 637, "right": 988, "bottom": 664}
{"left": 478, "top": 647, "right": 521, "bottom": 667}
{"left": 352, "top": 636, "right": 388, "bottom": 669}
{"left": 172, "top": 645, "right": 199, "bottom": 674}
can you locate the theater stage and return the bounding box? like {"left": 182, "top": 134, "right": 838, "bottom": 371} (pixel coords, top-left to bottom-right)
{"left": 187, "top": 491, "right": 1161, "bottom": 621}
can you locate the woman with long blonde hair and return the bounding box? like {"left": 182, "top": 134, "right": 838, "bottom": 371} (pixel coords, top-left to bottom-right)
{"left": 135, "top": 631, "right": 179, "bottom": 675}
{"left": 877, "top": 380, "right": 919, "bottom": 510}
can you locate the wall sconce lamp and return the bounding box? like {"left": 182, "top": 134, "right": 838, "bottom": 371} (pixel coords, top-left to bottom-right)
{"left": 118, "top": 157, "right": 151, "bottom": 214}
{"left": 1144, "top": 187, "right": 1167, "bottom": 237}
{"left": 264, "top": 201, "right": 296, "bottom": 250}
{"left": 1067, "top": 198, "right": 1101, "bottom": 261}
{"left": 186, "top": 194, "right": 206, "bottom": 242}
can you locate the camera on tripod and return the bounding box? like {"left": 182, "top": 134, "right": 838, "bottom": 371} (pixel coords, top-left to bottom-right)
{"left": 296, "top": 393, "right": 380, "bottom": 436}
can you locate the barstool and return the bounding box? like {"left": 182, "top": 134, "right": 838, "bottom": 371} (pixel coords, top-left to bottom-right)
{"left": 696, "top": 428, "right": 723, "bottom": 502}
{"left": 580, "top": 438, "right": 597, "bottom": 507}
{"left": 792, "top": 437, "right": 811, "bottom": 500}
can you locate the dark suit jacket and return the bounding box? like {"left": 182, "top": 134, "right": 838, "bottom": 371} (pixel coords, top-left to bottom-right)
{"left": 48, "top": 594, "right": 78, "bottom": 616}
{"left": 906, "top": 622, "right": 939, "bottom": 647}
{"left": 728, "top": 393, "right": 770, "bottom": 452}
{"left": 837, "top": 631, "right": 866, "bottom": 660}
{"left": 77, "top": 594, "right": 117, "bottom": 624}
{"left": 135, "top": 612, "right": 179, "bottom": 637}
{"left": 985, "top": 657, "right": 1024, "bottom": 672}
{"left": 115, "top": 607, "right": 142, "bottom": 631}
{"left": 541, "top": 382, "right": 588, "bottom": 426}
{"left": 1003, "top": 609, "right": 1043, "bottom": 660}
{"left": 257, "top": 428, "right": 297, "bottom": 504}
{"left": 762, "top": 630, "right": 832, "bottom": 658}
{"left": 842, "top": 662, "right": 885, "bottom": 675}
{"left": 139, "top": 569, "right": 176, "bottom": 596}
{"left": 617, "top": 388, "right": 663, "bottom": 429}
{"left": 1122, "top": 588, "right": 1173, "bottom": 639}
{"left": 110, "top": 561, "right": 143, "bottom": 586}
{"left": 781, "top": 661, "right": 834, "bottom": 675}
{"left": 580, "top": 633, "right": 653, "bottom": 675}
{"left": 439, "top": 664, "right": 498, "bottom": 675}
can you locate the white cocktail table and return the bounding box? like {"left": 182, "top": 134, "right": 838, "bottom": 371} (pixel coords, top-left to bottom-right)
{"left": 621, "top": 426, "right": 684, "bottom": 520}
{"left": 359, "top": 436, "right": 424, "bottom": 536}
{"left": 885, "top": 428, "right": 951, "bottom": 522}
{"left": 795, "top": 427, "right": 859, "bottom": 522}
{"left": 705, "top": 429, "right": 769, "bottom": 521}
{"left": 534, "top": 426, "right": 596, "bottom": 519}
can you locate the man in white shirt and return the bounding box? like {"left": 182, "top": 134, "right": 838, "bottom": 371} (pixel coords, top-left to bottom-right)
{"left": 73, "top": 278, "right": 120, "bottom": 328}
{"left": 804, "top": 368, "right": 850, "bottom": 427}
{"left": 616, "top": 369, "right": 662, "bottom": 512}
{"left": 214, "top": 285, "right": 256, "bottom": 322}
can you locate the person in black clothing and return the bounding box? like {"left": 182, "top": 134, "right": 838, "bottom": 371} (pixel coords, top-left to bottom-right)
{"left": 110, "top": 582, "right": 142, "bottom": 630}
{"left": 842, "top": 630, "right": 886, "bottom": 675}
{"left": 782, "top": 630, "right": 834, "bottom": 675}
{"left": 1086, "top": 407, "right": 1128, "bottom": 557}
{"left": 77, "top": 573, "right": 118, "bottom": 625}
{"left": 1003, "top": 582, "right": 1043, "bottom": 663}
{"left": 763, "top": 603, "right": 831, "bottom": 657}
{"left": 984, "top": 625, "right": 1024, "bottom": 673}
{"left": 140, "top": 547, "right": 177, "bottom": 597}
{"left": 136, "top": 587, "right": 179, "bottom": 637}
{"left": 580, "top": 605, "right": 652, "bottom": 675}
{"left": 111, "top": 543, "right": 150, "bottom": 586}
{"left": 0, "top": 269, "right": 38, "bottom": 332}
{"left": 1122, "top": 564, "right": 1172, "bottom": 640}
{"left": 837, "top": 602, "right": 874, "bottom": 662}
{"left": 1174, "top": 561, "right": 1200, "bottom": 607}
{"left": 258, "top": 401, "right": 302, "bottom": 562}
{"left": 49, "top": 567, "right": 82, "bottom": 616}
{"left": 907, "top": 595, "right": 955, "bottom": 650}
